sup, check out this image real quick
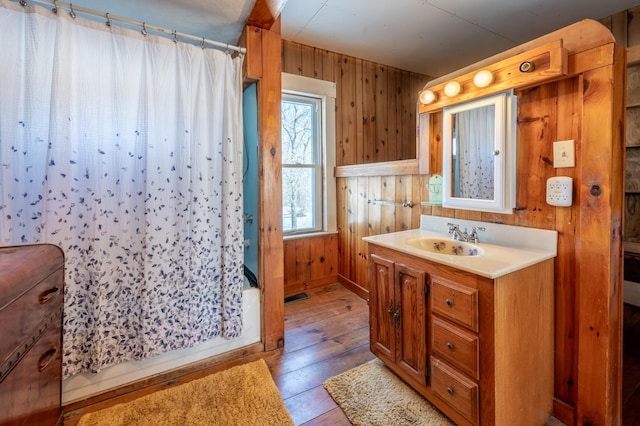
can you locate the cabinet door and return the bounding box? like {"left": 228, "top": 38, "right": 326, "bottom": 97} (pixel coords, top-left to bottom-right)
{"left": 396, "top": 263, "right": 428, "bottom": 386}
{"left": 369, "top": 254, "right": 396, "bottom": 363}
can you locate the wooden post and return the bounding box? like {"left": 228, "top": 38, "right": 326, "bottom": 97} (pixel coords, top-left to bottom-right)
{"left": 242, "top": 20, "right": 285, "bottom": 352}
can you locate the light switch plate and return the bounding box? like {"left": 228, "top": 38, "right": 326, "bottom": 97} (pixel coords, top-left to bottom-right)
{"left": 553, "top": 140, "right": 575, "bottom": 168}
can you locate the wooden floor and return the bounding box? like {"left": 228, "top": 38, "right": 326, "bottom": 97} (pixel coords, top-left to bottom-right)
{"left": 623, "top": 303, "right": 640, "bottom": 425}
{"left": 62, "top": 284, "right": 638, "bottom": 425}
{"left": 265, "top": 283, "right": 374, "bottom": 425}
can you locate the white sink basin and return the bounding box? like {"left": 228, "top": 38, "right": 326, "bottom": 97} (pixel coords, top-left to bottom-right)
{"left": 406, "top": 237, "right": 484, "bottom": 256}
{"left": 363, "top": 216, "right": 558, "bottom": 278}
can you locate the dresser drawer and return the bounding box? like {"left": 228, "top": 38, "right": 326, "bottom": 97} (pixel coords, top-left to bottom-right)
{"left": 431, "top": 356, "right": 479, "bottom": 425}
{"left": 432, "top": 317, "right": 479, "bottom": 380}
{"left": 0, "top": 269, "right": 63, "bottom": 370}
{"left": 431, "top": 276, "right": 478, "bottom": 331}
{"left": 0, "top": 320, "right": 62, "bottom": 426}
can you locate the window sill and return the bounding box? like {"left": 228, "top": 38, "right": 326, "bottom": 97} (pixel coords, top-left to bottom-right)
{"left": 283, "top": 230, "right": 338, "bottom": 241}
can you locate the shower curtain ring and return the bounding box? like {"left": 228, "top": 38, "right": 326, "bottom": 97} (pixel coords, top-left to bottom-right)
{"left": 105, "top": 13, "right": 111, "bottom": 28}
{"left": 51, "top": 0, "right": 58, "bottom": 14}
{"left": 141, "top": 22, "right": 147, "bottom": 36}
{"left": 68, "top": 3, "right": 76, "bottom": 19}
{"left": 172, "top": 30, "right": 178, "bottom": 43}
{"left": 19, "top": 0, "right": 27, "bottom": 7}
{"left": 201, "top": 37, "right": 205, "bottom": 49}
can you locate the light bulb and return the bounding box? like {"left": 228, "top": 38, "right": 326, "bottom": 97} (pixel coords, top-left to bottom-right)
{"left": 473, "top": 70, "right": 494, "bottom": 88}
{"left": 419, "top": 90, "right": 436, "bottom": 104}
{"left": 444, "top": 81, "right": 462, "bottom": 97}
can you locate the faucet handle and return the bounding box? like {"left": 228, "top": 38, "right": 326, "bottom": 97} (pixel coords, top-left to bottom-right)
{"left": 447, "top": 222, "right": 459, "bottom": 233}
{"left": 470, "top": 226, "right": 485, "bottom": 243}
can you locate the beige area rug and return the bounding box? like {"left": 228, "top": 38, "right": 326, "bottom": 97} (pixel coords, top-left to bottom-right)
{"left": 324, "top": 359, "right": 456, "bottom": 426}
{"left": 78, "top": 359, "right": 293, "bottom": 426}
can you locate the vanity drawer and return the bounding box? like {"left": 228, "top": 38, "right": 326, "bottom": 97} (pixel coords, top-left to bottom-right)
{"left": 431, "top": 276, "right": 478, "bottom": 332}
{"left": 432, "top": 317, "right": 479, "bottom": 380}
{"left": 0, "top": 268, "right": 63, "bottom": 369}
{"left": 431, "top": 356, "right": 479, "bottom": 425}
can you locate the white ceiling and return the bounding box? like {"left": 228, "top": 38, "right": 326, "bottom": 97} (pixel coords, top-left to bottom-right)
{"left": 281, "top": 0, "right": 640, "bottom": 77}
{"left": 31, "top": 0, "right": 639, "bottom": 78}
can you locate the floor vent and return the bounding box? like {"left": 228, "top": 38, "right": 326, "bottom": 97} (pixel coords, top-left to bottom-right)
{"left": 285, "top": 292, "right": 309, "bottom": 303}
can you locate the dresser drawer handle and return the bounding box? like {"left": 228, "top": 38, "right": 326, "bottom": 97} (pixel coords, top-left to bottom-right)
{"left": 445, "top": 298, "right": 454, "bottom": 307}
{"left": 39, "top": 287, "right": 60, "bottom": 304}
{"left": 446, "top": 342, "right": 454, "bottom": 351}
{"left": 447, "top": 386, "right": 454, "bottom": 395}
{"left": 38, "top": 347, "right": 58, "bottom": 372}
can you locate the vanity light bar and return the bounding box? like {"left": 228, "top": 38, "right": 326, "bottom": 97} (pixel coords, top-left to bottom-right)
{"left": 417, "top": 40, "right": 567, "bottom": 111}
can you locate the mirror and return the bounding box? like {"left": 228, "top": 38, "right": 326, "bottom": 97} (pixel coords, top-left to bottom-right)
{"left": 442, "top": 91, "right": 516, "bottom": 213}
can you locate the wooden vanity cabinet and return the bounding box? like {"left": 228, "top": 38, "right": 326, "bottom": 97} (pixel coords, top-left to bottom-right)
{"left": 368, "top": 243, "right": 554, "bottom": 426}
{"left": 0, "top": 244, "right": 64, "bottom": 426}
{"left": 369, "top": 254, "right": 428, "bottom": 390}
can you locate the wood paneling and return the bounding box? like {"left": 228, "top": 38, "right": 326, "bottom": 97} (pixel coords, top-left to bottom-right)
{"left": 282, "top": 41, "right": 431, "bottom": 166}
{"left": 283, "top": 234, "right": 338, "bottom": 297}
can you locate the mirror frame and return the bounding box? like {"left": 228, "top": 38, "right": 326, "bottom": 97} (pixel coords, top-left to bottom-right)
{"left": 442, "top": 90, "right": 516, "bottom": 213}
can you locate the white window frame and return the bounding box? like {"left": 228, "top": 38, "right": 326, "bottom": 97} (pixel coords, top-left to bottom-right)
{"left": 282, "top": 73, "right": 337, "bottom": 236}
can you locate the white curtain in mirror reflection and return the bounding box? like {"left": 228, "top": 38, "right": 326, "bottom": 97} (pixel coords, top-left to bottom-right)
{"left": 454, "top": 105, "right": 495, "bottom": 200}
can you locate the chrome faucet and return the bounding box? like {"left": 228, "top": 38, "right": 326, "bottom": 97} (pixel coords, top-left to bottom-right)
{"left": 447, "top": 223, "right": 486, "bottom": 243}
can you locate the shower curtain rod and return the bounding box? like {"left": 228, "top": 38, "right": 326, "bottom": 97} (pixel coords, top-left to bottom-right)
{"left": 17, "top": 0, "right": 247, "bottom": 54}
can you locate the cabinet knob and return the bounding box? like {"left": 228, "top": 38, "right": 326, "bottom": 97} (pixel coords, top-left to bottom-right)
{"left": 447, "top": 386, "right": 454, "bottom": 395}
{"left": 445, "top": 298, "right": 454, "bottom": 307}
{"left": 446, "top": 342, "right": 454, "bottom": 351}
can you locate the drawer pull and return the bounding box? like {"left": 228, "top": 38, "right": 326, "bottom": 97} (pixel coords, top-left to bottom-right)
{"left": 447, "top": 386, "right": 454, "bottom": 395}
{"left": 38, "top": 347, "right": 58, "bottom": 372}
{"left": 445, "top": 298, "right": 454, "bottom": 307}
{"left": 39, "top": 287, "right": 60, "bottom": 304}
{"left": 446, "top": 342, "right": 454, "bottom": 351}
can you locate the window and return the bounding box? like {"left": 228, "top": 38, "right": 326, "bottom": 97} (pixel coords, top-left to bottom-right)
{"left": 282, "top": 73, "right": 336, "bottom": 236}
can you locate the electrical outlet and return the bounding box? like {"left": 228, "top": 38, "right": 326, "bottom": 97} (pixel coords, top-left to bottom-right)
{"left": 553, "top": 140, "right": 575, "bottom": 168}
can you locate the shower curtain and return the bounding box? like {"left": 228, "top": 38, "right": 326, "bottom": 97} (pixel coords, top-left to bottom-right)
{"left": 0, "top": 1, "right": 244, "bottom": 378}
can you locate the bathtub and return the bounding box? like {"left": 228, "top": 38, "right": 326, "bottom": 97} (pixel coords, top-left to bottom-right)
{"left": 62, "top": 286, "right": 261, "bottom": 404}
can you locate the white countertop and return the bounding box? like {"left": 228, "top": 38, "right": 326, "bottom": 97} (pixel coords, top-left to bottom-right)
{"left": 363, "top": 217, "right": 558, "bottom": 279}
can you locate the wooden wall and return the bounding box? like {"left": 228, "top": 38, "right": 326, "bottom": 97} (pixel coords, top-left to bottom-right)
{"left": 281, "top": 41, "right": 430, "bottom": 295}
{"left": 283, "top": 234, "right": 338, "bottom": 297}
{"left": 282, "top": 40, "right": 431, "bottom": 166}
{"left": 600, "top": 7, "right": 640, "bottom": 249}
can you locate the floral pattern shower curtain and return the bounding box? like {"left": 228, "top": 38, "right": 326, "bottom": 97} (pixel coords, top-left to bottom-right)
{"left": 0, "top": 1, "right": 244, "bottom": 378}
{"left": 457, "top": 105, "right": 495, "bottom": 200}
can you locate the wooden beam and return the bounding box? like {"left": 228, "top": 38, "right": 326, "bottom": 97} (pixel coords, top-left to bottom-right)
{"left": 246, "top": 0, "right": 286, "bottom": 31}
{"left": 255, "top": 19, "right": 284, "bottom": 352}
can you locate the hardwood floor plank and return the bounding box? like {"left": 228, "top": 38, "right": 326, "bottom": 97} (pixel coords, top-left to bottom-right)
{"left": 274, "top": 343, "right": 375, "bottom": 400}
{"left": 268, "top": 282, "right": 373, "bottom": 424}
{"left": 284, "top": 385, "right": 338, "bottom": 425}
{"left": 267, "top": 325, "right": 370, "bottom": 377}
{"left": 284, "top": 309, "right": 370, "bottom": 353}
{"left": 285, "top": 291, "right": 368, "bottom": 329}
{"left": 301, "top": 408, "right": 352, "bottom": 426}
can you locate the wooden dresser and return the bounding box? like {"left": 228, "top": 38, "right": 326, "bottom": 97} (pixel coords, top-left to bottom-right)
{"left": 0, "top": 244, "right": 64, "bottom": 426}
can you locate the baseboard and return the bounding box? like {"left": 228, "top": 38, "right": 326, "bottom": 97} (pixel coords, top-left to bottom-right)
{"left": 624, "top": 280, "right": 640, "bottom": 307}
{"left": 62, "top": 342, "right": 270, "bottom": 423}
{"left": 552, "top": 397, "right": 574, "bottom": 426}
{"left": 338, "top": 275, "right": 368, "bottom": 301}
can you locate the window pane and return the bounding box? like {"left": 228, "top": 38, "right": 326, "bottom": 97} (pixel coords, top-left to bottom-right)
{"left": 282, "top": 96, "right": 318, "bottom": 165}
{"left": 282, "top": 167, "right": 316, "bottom": 232}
